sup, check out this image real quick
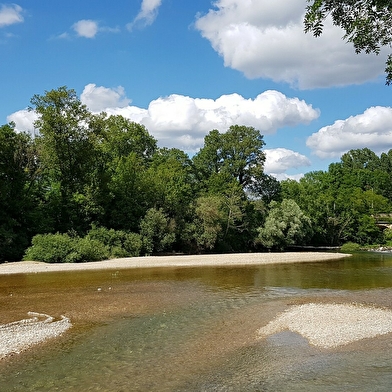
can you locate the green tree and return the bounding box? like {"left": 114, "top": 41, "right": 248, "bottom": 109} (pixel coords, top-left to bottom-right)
{"left": 0, "top": 124, "right": 36, "bottom": 261}
{"left": 106, "top": 152, "right": 150, "bottom": 231}
{"left": 30, "top": 87, "right": 98, "bottom": 232}
{"left": 193, "top": 125, "right": 266, "bottom": 191}
{"left": 188, "top": 195, "right": 225, "bottom": 252}
{"left": 304, "top": 0, "right": 392, "bottom": 84}
{"left": 140, "top": 208, "right": 176, "bottom": 254}
{"left": 257, "top": 199, "right": 312, "bottom": 250}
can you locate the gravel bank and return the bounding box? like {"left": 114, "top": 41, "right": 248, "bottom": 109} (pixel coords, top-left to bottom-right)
{"left": 0, "top": 312, "right": 71, "bottom": 359}
{"left": 258, "top": 303, "right": 392, "bottom": 349}
{"left": 0, "top": 252, "right": 350, "bottom": 275}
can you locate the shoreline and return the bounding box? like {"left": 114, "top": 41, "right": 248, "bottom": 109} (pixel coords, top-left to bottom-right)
{"left": 0, "top": 252, "right": 350, "bottom": 275}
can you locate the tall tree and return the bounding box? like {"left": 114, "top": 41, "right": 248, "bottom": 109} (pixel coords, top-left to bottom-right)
{"left": 0, "top": 124, "right": 36, "bottom": 260}
{"left": 31, "top": 87, "right": 97, "bottom": 232}
{"left": 193, "top": 125, "right": 266, "bottom": 192}
{"left": 304, "top": 0, "right": 392, "bottom": 84}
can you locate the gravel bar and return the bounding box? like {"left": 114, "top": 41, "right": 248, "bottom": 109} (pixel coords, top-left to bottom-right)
{"left": 0, "top": 252, "right": 350, "bottom": 275}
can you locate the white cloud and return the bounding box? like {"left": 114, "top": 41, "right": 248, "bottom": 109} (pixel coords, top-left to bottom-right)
{"left": 102, "top": 88, "right": 319, "bottom": 151}
{"left": 0, "top": 4, "right": 23, "bottom": 27}
{"left": 7, "top": 109, "right": 38, "bottom": 136}
{"left": 306, "top": 106, "right": 392, "bottom": 158}
{"left": 272, "top": 172, "right": 305, "bottom": 182}
{"left": 127, "top": 0, "right": 162, "bottom": 30}
{"left": 264, "top": 148, "right": 311, "bottom": 174}
{"left": 72, "top": 20, "right": 99, "bottom": 38}
{"left": 8, "top": 86, "right": 319, "bottom": 153}
{"left": 195, "top": 0, "right": 386, "bottom": 89}
{"left": 81, "top": 84, "right": 132, "bottom": 112}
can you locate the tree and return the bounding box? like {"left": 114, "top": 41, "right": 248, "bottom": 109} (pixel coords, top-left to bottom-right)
{"left": 0, "top": 124, "right": 38, "bottom": 261}
{"left": 304, "top": 0, "right": 392, "bottom": 84}
{"left": 188, "top": 195, "right": 225, "bottom": 252}
{"left": 257, "top": 199, "right": 312, "bottom": 250}
{"left": 30, "top": 87, "right": 98, "bottom": 232}
{"left": 140, "top": 208, "right": 176, "bottom": 254}
{"left": 193, "top": 125, "right": 266, "bottom": 191}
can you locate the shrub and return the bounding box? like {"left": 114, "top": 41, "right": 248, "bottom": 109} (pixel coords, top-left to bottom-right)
{"left": 123, "top": 232, "right": 142, "bottom": 257}
{"left": 86, "top": 226, "right": 142, "bottom": 257}
{"left": 340, "top": 242, "right": 361, "bottom": 253}
{"left": 23, "top": 233, "right": 109, "bottom": 263}
{"left": 70, "top": 237, "right": 110, "bottom": 263}
{"left": 24, "top": 233, "right": 76, "bottom": 263}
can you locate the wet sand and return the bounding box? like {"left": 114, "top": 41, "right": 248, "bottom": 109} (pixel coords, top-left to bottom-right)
{"left": 0, "top": 252, "right": 350, "bottom": 275}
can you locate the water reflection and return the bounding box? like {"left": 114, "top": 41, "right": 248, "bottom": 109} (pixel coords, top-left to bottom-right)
{"left": 0, "top": 252, "right": 392, "bottom": 391}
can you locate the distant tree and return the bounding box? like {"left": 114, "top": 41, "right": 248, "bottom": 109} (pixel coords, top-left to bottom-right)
{"left": 304, "top": 0, "right": 392, "bottom": 84}
{"left": 193, "top": 125, "right": 266, "bottom": 191}
{"left": 140, "top": 208, "right": 176, "bottom": 254}
{"left": 0, "top": 124, "right": 36, "bottom": 261}
{"left": 257, "top": 199, "right": 312, "bottom": 250}
{"left": 189, "top": 195, "right": 225, "bottom": 251}
{"left": 30, "top": 87, "right": 98, "bottom": 232}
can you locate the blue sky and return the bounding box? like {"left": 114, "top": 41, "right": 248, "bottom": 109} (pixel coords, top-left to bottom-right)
{"left": 1, "top": 0, "right": 391, "bottom": 180}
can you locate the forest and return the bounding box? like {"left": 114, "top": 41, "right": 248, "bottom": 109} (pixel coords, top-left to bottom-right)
{"left": 1, "top": 87, "right": 392, "bottom": 262}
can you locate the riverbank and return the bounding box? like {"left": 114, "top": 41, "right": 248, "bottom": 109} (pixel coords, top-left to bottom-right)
{"left": 0, "top": 252, "right": 350, "bottom": 275}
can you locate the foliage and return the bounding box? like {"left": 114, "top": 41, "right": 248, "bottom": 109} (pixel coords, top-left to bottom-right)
{"left": 0, "top": 123, "right": 38, "bottom": 261}
{"left": 139, "top": 208, "right": 176, "bottom": 254}
{"left": 193, "top": 125, "right": 266, "bottom": 190}
{"left": 189, "top": 195, "right": 225, "bottom": 251}
{"left": 23, "top": 233, "right": 110, "bottom": 263}
{"left": 340, "top": 242, "right": 362, "bottom": 253}
{"left": 86, "top": 226, "right": 142, "bottom": 257}
{"left": 257, "top": 199, "right": 312, "bottom": 250}
{"left": 304, "top": 0, "right": 392, "bottom": 84}
{"left": 4, "top": 86, "right": 392, "bottom": 261}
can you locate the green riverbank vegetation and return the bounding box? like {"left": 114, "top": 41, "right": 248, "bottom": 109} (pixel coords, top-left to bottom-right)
{"left": 1, "top": 87, "right": 392, "bottom": 262}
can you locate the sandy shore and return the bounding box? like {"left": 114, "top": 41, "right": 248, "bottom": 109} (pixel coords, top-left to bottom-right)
{"left": 0, "top": 252, "right": 350, "bottom": 275}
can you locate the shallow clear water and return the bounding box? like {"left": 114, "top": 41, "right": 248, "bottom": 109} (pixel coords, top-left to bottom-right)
{"left": 1, "top": 252, "right": 392, "bottom": 391}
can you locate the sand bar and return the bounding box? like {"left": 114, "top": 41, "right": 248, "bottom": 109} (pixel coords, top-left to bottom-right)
{"left": 0, "top": 252, "right": 350, "bottom": 275}
{"left": 258, "top": 303, "right": 392, "bottom": 348}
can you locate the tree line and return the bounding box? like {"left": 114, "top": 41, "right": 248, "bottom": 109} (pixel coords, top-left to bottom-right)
{"left": 1, "top": 87, "right": 392, "bottom": 262}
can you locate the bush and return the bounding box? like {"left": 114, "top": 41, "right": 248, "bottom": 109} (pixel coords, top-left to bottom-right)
{"left": 86, "top": 226, "right": 142, "bottom": 257}
{"left": 123, "top": 232, "right": 143, "bottom": 257}
{"left": 24, "top": 233, "right": 76, "bottom": 263}
{"left": 24, "top": 233, "right": 109, "bottom": 263}
{"left": 340, "top": 242, "right": 362, "bottom": 253}
{"left": 70, "top": 237, "right": 110, "bottom": 263}
{"left": 24, "top": 226, "right": 142, "bottom": 263}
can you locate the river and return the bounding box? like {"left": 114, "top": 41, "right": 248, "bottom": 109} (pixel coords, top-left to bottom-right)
{"left": 1, "top": 252, "right": 392, "bottom": 391}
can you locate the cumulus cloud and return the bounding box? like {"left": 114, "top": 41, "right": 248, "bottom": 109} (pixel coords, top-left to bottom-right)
{"left": 8, "top": 85, "right": 319, "bottom": 153}
{"left": 81, "top": 84, "right": 132, "bottom": 112}
{"left": 0, "top": 4, "right": 23, "bottom": 27}
{"left": 195, "top": 0, "right": 386, "bottom": 89}
{"left": 101, "top": 88, "right": 319, "bottom": 151}
{"left": 306, "top": 106, "right": 392, "bottom": 158}
{"left": 72, "top": 20, "right": 99, "bottom": 38}
{"left": 264, "top": 148, "right": 311, "bottom": 174}
{"left": 127, "top": 0, "right": 162, "bottom": 31}
{"left": 7, "top": 109, "right": 38, "bottom": 135}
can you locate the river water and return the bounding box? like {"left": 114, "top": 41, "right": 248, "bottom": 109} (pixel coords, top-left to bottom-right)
{"left": 1, "top": 252, "right": 392, "bottom": 391}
